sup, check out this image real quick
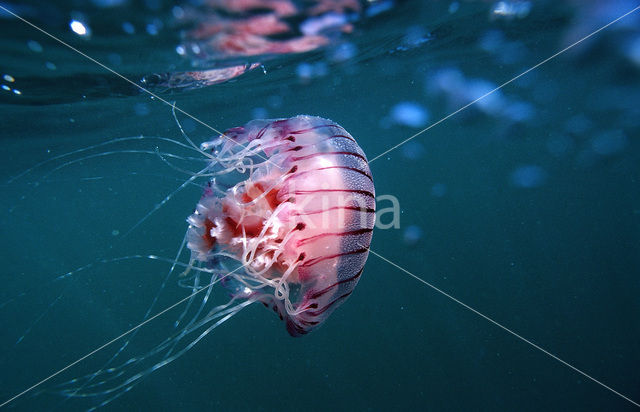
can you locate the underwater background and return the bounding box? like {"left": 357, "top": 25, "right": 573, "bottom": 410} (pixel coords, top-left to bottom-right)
{"left": 1, "top": 0, "right": 639, "bottom": 410}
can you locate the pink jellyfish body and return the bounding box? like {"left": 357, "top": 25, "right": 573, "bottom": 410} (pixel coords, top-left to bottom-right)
{"left": 186, "top": 115, "right": 375, "bottom": 336}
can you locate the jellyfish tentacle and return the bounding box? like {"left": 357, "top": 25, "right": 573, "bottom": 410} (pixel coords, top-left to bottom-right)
{"left": 7, "top": 135, "right": 203, "bottom": 185}
{"left": 124, "top": 164, "right": 211, "bottom": 238}
{"left": 54, "top": 266, "right": 254, "bottom": 407}
{"left": 171, "top": 102, "right": 216, "bottom": 161}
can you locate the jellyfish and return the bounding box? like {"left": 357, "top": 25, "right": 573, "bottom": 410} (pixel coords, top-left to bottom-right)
{"left": 186, "top": 115, "right": 376, "bottom": 336}
{"left": 46, "top": 115, "right": 375, "bottom": 406}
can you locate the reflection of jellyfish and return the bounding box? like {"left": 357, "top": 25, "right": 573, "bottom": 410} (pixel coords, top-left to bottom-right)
{"left": 51, "top": 115, "right": 375, "bottom": 405}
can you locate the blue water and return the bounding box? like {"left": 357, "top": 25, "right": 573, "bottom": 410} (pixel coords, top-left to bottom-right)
{"left": 1, "top": 1, "right": 639, "bottom": 410}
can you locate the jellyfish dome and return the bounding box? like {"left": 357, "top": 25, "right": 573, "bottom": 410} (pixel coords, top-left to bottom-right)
{"left": 186, "top": 115, "right": 375, "bottom": 336}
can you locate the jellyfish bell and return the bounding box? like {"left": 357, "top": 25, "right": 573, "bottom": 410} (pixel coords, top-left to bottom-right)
{"left": 186, "top": 115, "right": 375, "bottom": 336}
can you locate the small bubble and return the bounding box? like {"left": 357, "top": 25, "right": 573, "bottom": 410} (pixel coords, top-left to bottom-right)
{"left": 328, "top": 42, "right": 356, "bottom": 62}
{"left": 431, "top": 183, "right": 447, "bottom": 197}
{"left": 426, "top": 67, "right": 465, "bottom": 97}
{"left": 12, "top": 89, "right": 21, "bottom": 95}
{"left": 111, "top": 230, "right": 120, "bottom": 236}
{"left": 45, "top": 62, "right": 57, "bottom": 70}
{"left": 502, "top": 100, "right": 534, "bottom": 123}
{"left": 122, "top": 22, "right": 135, "bottom": 34}
{"left": 146, "top": 21, "right": 161, "bottom": 36}
{"left": 491, "top": 1, "right": 532, "bottom": 20}
{"left": 510, "top": 165, "right": 547, "bottom": 188}
{"left": 365, "top": 0, "right": 393, "bottom": 17}
{"left": 172, "top": 6, "right": 185, "bottom": 19}
{"left": 295, "top": 62, "right": 328, "bottom": 80}
{"left": 401, "top": 141, "right": 426, "bottom": 160}
{"left": 1, "top": 85, "right": 10, "bottom": 91}
{"left": 403, "top": 225, "right": 423, "bottom": 246}
{"left": 296, "top": 63, "right": 314, "bottom": 80}
{"left": 251, "top": 107, "right": 269, "bottom": 119}
{"left": 390, "top": 101, "right": 430, "bottom": 128}
{"left": 70, "top": 20, "right": 90, "bottom": 37}
{"left": 466, "top": 79, "right": 504, "bottom": 115}
{"left": 27, "top": 40, "right": 43, "bottom": 53}
{"left": 591, "top": 130, "right": 628, "bottom": 156}
{"left": 3, "top": 74, "right": 15, "bottom": 82}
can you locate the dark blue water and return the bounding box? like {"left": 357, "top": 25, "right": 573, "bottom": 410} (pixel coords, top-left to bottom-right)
{"left": 1, "top": 1, "right": 639, "bottom": 410}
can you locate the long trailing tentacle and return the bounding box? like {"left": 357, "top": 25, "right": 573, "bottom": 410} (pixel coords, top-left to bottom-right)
{"left": 34, "top": 149, "right": 207, "bottom": 183}
{"left": 6, "top": 135, "right": 204, "bottom": 185}
{"left": 51, "top": 250, "right": 256, "bottom": 407}
{"left": 56, "top": 298, "right": 253, "bottom": 408}
{"left": 59, "top": 232, "right": 193, "bottom": 403}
